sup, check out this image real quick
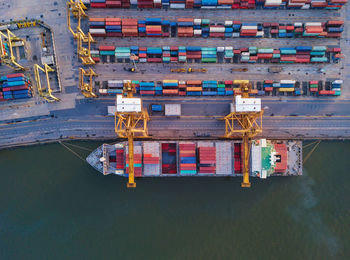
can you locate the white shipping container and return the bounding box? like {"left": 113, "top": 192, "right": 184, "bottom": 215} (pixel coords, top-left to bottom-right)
{"left": 241, "top": 25, "right": 258, "bottom": 30}
{"left": 201, "top": 6, "right": 217, "bottom": 9}
{"left": 165, "top": 104, "right": 181, "bottom": 116}
{"left": 217, "top": 47, "right": 225, "bottom": 52}
{"left": 210, "top": 27, "right": 225, "bottom": 33}
{"left": 100, "top": 89, "right": 108, "bottom": 94}
{"left": 154, "top": 0, "right": 161, "bottom": 3}
{"left": 194, "top": 19, "right": 202, "bottom": 25}
{"left": 90, "top": 50, "right": 99, "bottom": 55}
{"left": 170, "top": 3, "right": 185, "bottom": 8}
{"left": 265, "top": 0, "right": 282, "bottom": 4}
{"left": 89, "top": 28, "right": 106, "bottom": 34}
{"left": 241, "top": 52, "right": 250, "bottom": 56}
{"left": 194, "top": 29, "right": 202, "bottom": 35}
{"left": 179, "top": 81, "right": 186, "bottom": 85}
{"left": 301, "top": 4, "right": 310, "bottom": 9}
{"left": 130, "top": 0, "right": 138, "bottom": 4}
{"left": 225, "top": 46, "right": 233, "bottom": 51}
{"left": 294, "top": 22, "right": 303, "bottom": 27}
{"left": 256, "top": 31, "right": 264, "bottom": 37}
{"left": 232, "top": 33, "right": 240, "bottom": 38}
{"left": 139, "top": 58, "right": 147, "bottom": 63}
{"left": 288, "top": 1, "right": 304, "bottom": 6}
{"left": 305, "top": 22, "right": 322, "bottom": 26}
{"left": 225, "top": 21, "right": 233, "bottom": 26}
{"left": 280, "top": 80, "right": 296, "bottom": 84}
{"left": 333, "top": 79, "right": 343, "bottom": 84}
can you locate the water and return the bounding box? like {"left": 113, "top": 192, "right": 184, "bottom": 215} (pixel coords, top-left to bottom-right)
{"left": 0, "top": 141, "right": 349, "bottom": 259}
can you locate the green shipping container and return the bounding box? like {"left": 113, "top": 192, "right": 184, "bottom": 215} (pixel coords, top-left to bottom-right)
{"left": 202, "top": 58, "right": 217, "bottom": 63}
{"left": 258, "top": 48, "right": 274, "bottom": 54}
{"left": 280, "top": 49, "right": 296, "bottom": 55}
{"left": 312, "top": 46, "right": 327, "bottom": 51}
{"left": 100, "top": 51, "right": 115, "bottom": 56}
{"left": 311, "top": 57, "right": 328, "bottom": 62}
{"left": 310, "top": 51, "right": 325, "bottom": 56}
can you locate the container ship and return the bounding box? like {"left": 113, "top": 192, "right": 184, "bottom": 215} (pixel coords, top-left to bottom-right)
{"left": 86, "top": 139, "right": 302, "bottom": 179}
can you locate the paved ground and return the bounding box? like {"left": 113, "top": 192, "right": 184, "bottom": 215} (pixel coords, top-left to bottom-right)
{"left": 0, "top": 0, "right": 350, "bottom": 148}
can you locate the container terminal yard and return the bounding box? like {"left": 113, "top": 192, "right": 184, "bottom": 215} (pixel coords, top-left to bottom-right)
{"left": 1, "top": 0, "right": 350, "bottom": 187}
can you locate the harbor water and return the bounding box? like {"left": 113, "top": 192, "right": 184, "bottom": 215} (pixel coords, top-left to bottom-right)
{"left": 0, "top": 141, "right": 349, "bottom": 259}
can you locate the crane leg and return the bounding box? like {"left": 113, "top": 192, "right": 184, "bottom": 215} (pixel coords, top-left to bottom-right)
{"left": 241, "top": 135, "right": 251, "bottom": 188}
{"left": 127, "top": 134, "right": 136, "bottom": 188}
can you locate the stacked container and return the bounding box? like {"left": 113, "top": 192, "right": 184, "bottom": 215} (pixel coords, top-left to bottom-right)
{"left": 177, "top": 18, "right": 194, "bottom": 37}
{"left": 234, "top": 143, "right": 242, "bottom": 174}
{"left": 105, "top": 18, "right": 122, "bottom": 36}
{"left": 162, "top": 80, "right": 179, "bottom": 95}
{"left": 145, "top": 18, "right": 162, "bottom": 36}
{"left": 179, "top": 143, "right": 197, "bottom": 175}
{"left": 116, "top": 147, "right": 125, "bottom": 170}
{"left": 89, "top": 17, "right": 344, "bottom": 38}
{"left": 186, "top": 80, "right": 202, "bottom": 96}
{"left": 143, "top": 142, "right": 160, "bottom": 176}
{"left": 202, "top": 80, "right": 217, "bottom": 96}
{"left": 0, "top": 73, "right": 32, "bottom": 101}
{"left": 139, "top": 81, "right": 155, "bottom": 95}
{"left": 88, "top": 0, "right": 347, "bottom": 9}
{"left": 122, "top": 19, "right": 138, "bottom": 36}
{"left": 198, "top": 143, "right": 216, "bottom": 174}
{"left": 161, "top": 143, "right": 177, "bottom": 174}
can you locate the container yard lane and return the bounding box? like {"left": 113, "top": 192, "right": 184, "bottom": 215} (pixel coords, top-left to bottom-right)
{"left": 1, "top": 0, "right": 350, "bottom": 148}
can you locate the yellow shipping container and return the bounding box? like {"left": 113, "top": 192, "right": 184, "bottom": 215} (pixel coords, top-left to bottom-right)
{"left": 163, "top": 80, "right": 179, "bottom": 83}
{"left": 233, "top": 80, "right": 249, "bottom": 84}
{"left": 279, "top": 88, "right": 295, "bottom": 92}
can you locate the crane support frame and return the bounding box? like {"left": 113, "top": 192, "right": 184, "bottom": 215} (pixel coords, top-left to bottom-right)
{"left": 79, "top": 68, "right": 97, "bottom": 98}
{"left": 34, "top": 64, "right": 60, "bottom": 102}
{"left": 0, "top": 29, "right": 26, "bottom": 70}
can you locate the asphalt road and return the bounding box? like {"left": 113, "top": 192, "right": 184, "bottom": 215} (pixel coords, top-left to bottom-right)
{"left": 1, "top": 98, "right": 350, "bottom": 148}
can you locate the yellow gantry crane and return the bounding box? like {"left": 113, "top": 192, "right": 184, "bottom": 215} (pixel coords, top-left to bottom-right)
{"left": 0, "top": 29, "right": 26, "bottom": 70}
{"left": 67, "top": 0, "right": 95, "bottom": 65}
{"left": 115, "top": 82, "right": 150, "bottom": 188}
{"left": 79, "top": 68, "right": 97, "bottom": 98}
{"left": 222, "top": 81, "right": 263, "bottom": 188}
{"left": 34, "top": 64, "right": 60, "bottom": 102}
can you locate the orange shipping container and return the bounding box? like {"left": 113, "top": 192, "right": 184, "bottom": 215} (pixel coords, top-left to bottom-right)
{"left": 186, "top": 87, "right": 202, "bottom": 91}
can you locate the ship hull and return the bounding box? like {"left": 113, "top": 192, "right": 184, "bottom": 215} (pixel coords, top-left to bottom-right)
{"left": 86, "top": 140, "right": 302, "bottom": 179}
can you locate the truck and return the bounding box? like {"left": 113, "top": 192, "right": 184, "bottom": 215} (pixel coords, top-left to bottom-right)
{"left": 268, "top": 67, "right": 283, "bottom": 73}
{"left": 231, "top": 68, "right": 248, "bottom": 72}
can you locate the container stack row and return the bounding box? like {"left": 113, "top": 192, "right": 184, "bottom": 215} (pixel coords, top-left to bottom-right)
{"left": 116, "top": 147, "right": 125, "bottom": 170}
{"left": 0, "top": 73, "right": 32, "bottom": 101}
{"left": 308, "top": 80, "right": 342, "bottom": 96}
{"left": 126, "top": 145, "right": 142, "bottom": 177}
{"left": 198, "top": 143, "right": 216, "bottom": 174}
{"left": 234, "top": 143, "right": 243, "bottom": 173}
{"left": 179, "top": 143, "right": 197, "bottom": 175}
{"left": 161, "top": 143, "right": 177, "bottom": 174}
{"left": 87, "top": 0, "right": 347, "bottom": 9}
{"left": 89, "top": 18, "right": 344, "bottom": 38}
{"left": 99, "top": 79, "right": 342, "bottom": 97}
{"left": 143, "top": 142, "right": 160, "bottom": 176}
{"left": 93, "top": 45, "right": 342, "bottom": 64}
